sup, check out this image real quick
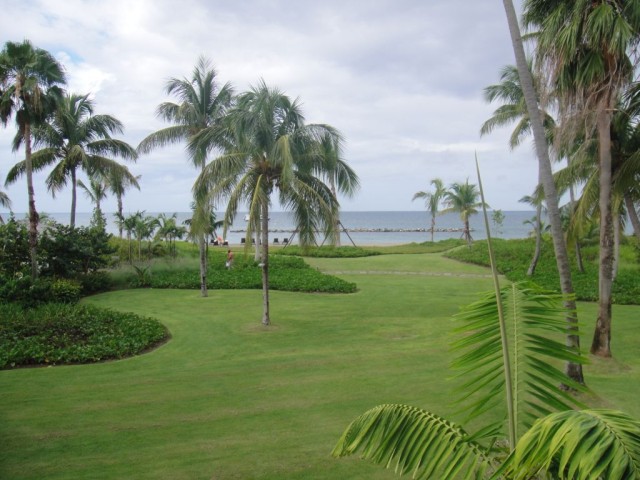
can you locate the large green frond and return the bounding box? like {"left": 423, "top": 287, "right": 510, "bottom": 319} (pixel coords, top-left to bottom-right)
{"left": 450, "top": 282, "right": 586, "bottom": 439}
{"left": 497, "top": 409, "right": 640, "bottom": 480}
{"left": 333, "top": 404, "right": 493, "bottom": 480}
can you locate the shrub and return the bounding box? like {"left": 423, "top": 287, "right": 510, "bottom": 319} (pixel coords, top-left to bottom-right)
{"left": 274, "top": 245, "right": 381, "bottom": 258}
{"left": 50, "top": 279, "right": 82, "bottom": 303}
{"left": 0, "top": 303, "right": 169, "bottom": 368}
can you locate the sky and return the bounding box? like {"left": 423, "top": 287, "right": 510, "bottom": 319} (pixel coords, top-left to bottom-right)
{"left": 0, "top": 0, "right": 540, "bottom": 215}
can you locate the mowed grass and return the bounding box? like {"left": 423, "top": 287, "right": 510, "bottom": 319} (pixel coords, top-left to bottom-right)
{"left": 1, "top": 252, "right": 639, "bottom": 479}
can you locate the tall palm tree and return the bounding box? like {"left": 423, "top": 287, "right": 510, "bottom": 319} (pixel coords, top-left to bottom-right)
{"left": 6, "top": 93, "right": 136, "bottom": 227}
{"left": 523, "top": 0, "right": 640, "bottom": 358}
{"left": 412, "top": 178, "right": 446, "bottom": 242}
{"left": 441, "top": 180, "right": 482, "bottom": 246}
{"left": 137, "top": 56, "right": 234, "bottom": 297}
{"left": 194, "top": 81, "right": 355, "bottom": 326}
{"left": 0, "top": 40, "right": 66, "bottom": 278}
{"left": 501, "top": 0, "right": 584, "bottom": 384}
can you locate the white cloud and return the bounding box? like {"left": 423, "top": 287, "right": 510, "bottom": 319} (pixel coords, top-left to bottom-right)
{"left": 1, "top": 0, "right": 539, "bottom": 215}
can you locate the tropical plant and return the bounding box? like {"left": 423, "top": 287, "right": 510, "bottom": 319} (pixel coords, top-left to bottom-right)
{"left": 108, "top": 171, "right": 140, "bottom": 238}
{"left": 77, "top": 176, "right": 108, "bottom": 230}
{"left": 441, "top": 180, "right": 483, "bottom": 246}
{"left": 0, "top": 39, "right": 66, "bottom": 278}
{"left": 155, "top": 213, "right": 186, "bottom": 257}
{"left": 501, "top": 0, "right": 583, "bottom": 383}
{"left": 0, "top": 180, "right": 10, "bottom": 224}
{"left": 137, "top": 56, "right": 234, "bottom": 297}
{"left": 4, "top": 93, "right": 137, "bottom": 227}
{"left": 194, "top": 80, "right": 357, "bottom": 325}
{"left": 412, "top": 178, "right": 446, "bottom": 242}
{"left": 523, "top": 0, "right": 640, "bottom": 359}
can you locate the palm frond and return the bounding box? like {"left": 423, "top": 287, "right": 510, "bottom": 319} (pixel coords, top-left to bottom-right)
{"left": 450, "top": 282, "right": 587, "bottom": 439}
{"left": 497, "top": 409, "right": 640, "bottom": 480}
{"left": 333, "top": 404, "right": 493, "bottom": 480}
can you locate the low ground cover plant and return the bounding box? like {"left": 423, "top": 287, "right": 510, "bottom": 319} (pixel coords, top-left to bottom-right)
{"left": 0, "top": 303, "right": 168, "bottom": 368}
{"left": 444, "top": 238, "right": 640, "bottom": 305}
{"left": 120, "top": 252, "right": 357, "bottom": 293}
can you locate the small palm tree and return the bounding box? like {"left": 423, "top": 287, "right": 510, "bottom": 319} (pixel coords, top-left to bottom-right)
{"left": 194, "top": 80, "right": 356, "bottom": 326}
{"left": 442, "top": 180, "right": 483, "bottom": 246}
{"left": 77, "top": 176, "right": 108, "bottom": 231}
{"left": 107, "top": 170, "right": 140, "bottom": 238}
{"left": 0, "top": 39, "right": 66, "bottom": 277}
{"left": 412, "top": 178, "right": 446, "bottom": 242}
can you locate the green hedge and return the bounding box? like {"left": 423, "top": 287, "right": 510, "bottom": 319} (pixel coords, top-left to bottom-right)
{"left": 0, "top": 303, "right": 169, "bottom": 368}
{"left": 273, "top": 245, "right": 381, "bottom": 258}
{"left": 126, "top": 254, "right": 357, "bottom": 293}
{"left": 444, "top": 238, "right": 640, "bottom": 305}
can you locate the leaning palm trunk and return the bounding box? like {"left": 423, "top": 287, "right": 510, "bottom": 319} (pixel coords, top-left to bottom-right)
{"left": 592, "top": 105, "right": 615, "bottom": 357}
{"left": 260, "top": 201, "right": 270, "bottom": 326}
{"left": 624, "top": 194, "right": 640, "bottom": 242}
{"left": 24, "top": 123, "right": 39, "bottom": 279}
{"left": 527, "top": 203, "right": 543, "bottom": 276}
{"left": 502, "top": 0, "right": 583, "bottom": 383}
{"left": 568, "top": 167, "right": 585, "bottom": 273}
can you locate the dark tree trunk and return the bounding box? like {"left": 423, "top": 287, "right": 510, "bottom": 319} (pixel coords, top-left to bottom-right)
{"left": 260, "top": 201, "right": 270, "bottom": 326}
{"left": 117, "top": 194, "right": 124, "bottom": 238}
{"left": 430, "top": 215, "right": 435, "bottom": 243}
{"left": 568, "top": 174, "right": 585, "bottom": 273}
{"left": 503, "top": 0, "right": 584, "bottom": 383}
{"left": 199, "top": 234, "right": 208, "bottom": 297}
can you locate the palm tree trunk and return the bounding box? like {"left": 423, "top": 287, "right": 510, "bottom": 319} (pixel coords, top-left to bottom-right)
{"left": 254, "top": 218, "right": 261, "bottom": 262}
{"left": 117, "top": 194, "right": 124, "bottom": 238}
{"left": 430, "top": 215, "right": 435, "bottom": 243}
{"left": 464, "top": 218, "right": 472, "bottom": 246}
{"left": 24, "top": 122, "right": 39, "bottom": 279}
{"left": 503, "top": 0, "right": 584, "bottom": 383}
{"left": 612, "top": 213, "right": 620, "bottom": 281}
{"left": 568, "top": 174, "right": 585, "bottom": 273}
{"left": 624, "top": 194, "right": 640, "bottom": 242}
{"left": 260, "top": 201, "right": 270, "bottom": 326}
{"left": 591, "top": 105, "right": 614, "bottom": 358}
{"left": 199, "top": 234, "right": 208, "bottom": 297}
{"left": 70, "top": 168, "right": 77, "bottom": 228}
{"left": 527, "top": 203, "right": 542, "bottom": 276}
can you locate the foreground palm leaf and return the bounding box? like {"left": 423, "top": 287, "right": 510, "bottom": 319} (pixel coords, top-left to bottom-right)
{"left": 450, "top": 282, "right": 586, "bottom": 440}
{"left": 497, "top": 409, "right": 640, "bottom": 480}
{"left": 332, "top": 404, "right": 493, "bottom": 480}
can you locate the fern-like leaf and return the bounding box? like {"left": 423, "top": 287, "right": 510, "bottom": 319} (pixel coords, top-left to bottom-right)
{"left": 333, "top": 404, "right": 493, "bottom": 480}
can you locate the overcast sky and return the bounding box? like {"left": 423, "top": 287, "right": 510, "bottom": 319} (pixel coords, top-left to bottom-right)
{"left": 0, "top": 0, "right": 540, "bottom": 215}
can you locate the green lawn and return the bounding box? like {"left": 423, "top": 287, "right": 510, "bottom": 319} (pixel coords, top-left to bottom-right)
{"left": 1, "top": 252, "right": 639, "bottom": 479}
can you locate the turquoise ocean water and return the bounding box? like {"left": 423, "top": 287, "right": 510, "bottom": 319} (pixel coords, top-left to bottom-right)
{"left": 28, "top": 210, "right": 539, "bottom": 246}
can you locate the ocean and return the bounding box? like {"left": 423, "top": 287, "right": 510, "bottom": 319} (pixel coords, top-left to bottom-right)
{"left": 25, "top": 210, "right": 539, "bottom": 246}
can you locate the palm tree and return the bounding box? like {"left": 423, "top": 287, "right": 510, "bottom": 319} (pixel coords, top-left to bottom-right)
{"left": 0, "top": 40, "right": 66, "bottom": 278}
{"left": 194, "top": 81, "right": 355, "bottom": 326}
{"left": 0, "top": 181, "right": 10, "bottom": 224}
{"left": 412, "top": 178, "right": 446, "bottom": 242}
{"left": 5, "top": 93, "right": 137, "bottom": 228}
{"left": 77, "top": 176, "right": 108, "bottom": 231}
{"left": 138, "top": 56, "right": 234, "bottom": 297}
{"left": 523, "top": 0, "right": 640, "bottom": 357}
{"left": 122, "top": 211, "right": 143, "bottom": 263}
{"left": 155, "top": 213, "right": 186, "bottom": 257}
{"left": 501, "top": 0, "right": 584, "bottom": 384}
{"left": 441, "top": 180, "right": 482, "bottom": 246}
{"left": 519, "top": 193, "right": 546, "bottom": 276}
{"left": 107, "top": 170, "right": 140, "bottom": 238}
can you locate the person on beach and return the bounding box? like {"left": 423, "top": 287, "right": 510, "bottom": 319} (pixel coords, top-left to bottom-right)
{"left": 226, "top": 249, "right": 234, "bottom": 269}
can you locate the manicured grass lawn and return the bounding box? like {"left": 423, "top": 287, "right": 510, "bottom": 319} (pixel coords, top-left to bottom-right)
{"left": 1, "top": 252, "right": 638, "bottom": 479}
